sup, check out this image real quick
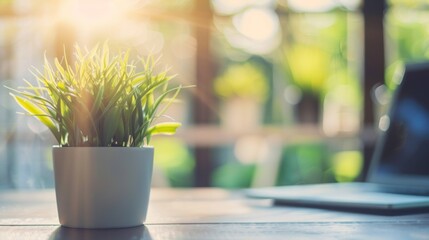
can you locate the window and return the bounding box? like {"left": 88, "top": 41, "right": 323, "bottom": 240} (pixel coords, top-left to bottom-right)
{"left": 2, "top": 0, "right": 408, "bottom": 189}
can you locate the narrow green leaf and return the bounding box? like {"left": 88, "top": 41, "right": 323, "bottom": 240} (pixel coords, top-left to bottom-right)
{"left": 102, "top": 108, "right": 120, "bottom": 145}
{"left": 12, "top": 94, "right": 60, "bottom": 142}
{"left": 147, "top": 122, "right": 181, "bottom": 136}
{"left": 91, "top": 84, "right": 104, "bottom": 113}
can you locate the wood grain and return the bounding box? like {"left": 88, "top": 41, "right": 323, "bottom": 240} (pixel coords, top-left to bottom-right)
{"left": 1, "top": 189, "right": 429, "bottom": 239}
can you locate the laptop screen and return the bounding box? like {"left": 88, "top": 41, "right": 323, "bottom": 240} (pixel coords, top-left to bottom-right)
{"left": 370, "top": 62, "right": 429, "bottom": 187}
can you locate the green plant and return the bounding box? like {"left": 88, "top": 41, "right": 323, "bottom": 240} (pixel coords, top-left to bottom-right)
{"left": 8, "top": 43, "right": 184, "bottom": 147}
{"left": 213, "top": 62, "right": 268, "bottom": 103}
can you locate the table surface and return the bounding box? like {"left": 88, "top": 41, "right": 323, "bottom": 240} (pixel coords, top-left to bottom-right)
{"left": 1, "top": 188, "right": 429, "bottom": 240}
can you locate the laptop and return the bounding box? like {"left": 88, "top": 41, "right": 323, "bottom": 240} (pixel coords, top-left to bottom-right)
{"left": 246, "top": 62, "right": 429, "bottom": 212}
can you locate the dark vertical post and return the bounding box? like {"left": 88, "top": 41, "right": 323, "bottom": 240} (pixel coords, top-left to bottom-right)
{"left": 193, "top": 0, "right": 216, "bottom": 186}
{"left": 361, "top": 0, "right": 386, "bottom": 180}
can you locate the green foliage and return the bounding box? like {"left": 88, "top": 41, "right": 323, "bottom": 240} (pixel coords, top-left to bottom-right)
{"left": 214, "top": 62, "right": 268, "bottom": 102}
{"left": 276, "top": 142, "right": 332, "bottom": 185}
{"left": 8, "top": 43, "right": 184, "bottom": 147}
{"left": 212, "top": 162, "right": 255, "bottom": 188}
{"left": 331, "top": 151, "right": 362, "bottom": 182}
{"left": 285, "top": 44, "right": 330, "bottom": 95}
{"left": 385, "top": 8, "right": 429, "bottom": 90}
{"left": 151, "top": 138, "right": 194, "bottom": 187}
{"left": 282, "top": 13, "right": 353, "bottom": 98}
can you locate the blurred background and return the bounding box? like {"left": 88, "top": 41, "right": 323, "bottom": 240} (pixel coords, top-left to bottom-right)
{"left": 0, "top": 0, "right": 428, "bottom": 189}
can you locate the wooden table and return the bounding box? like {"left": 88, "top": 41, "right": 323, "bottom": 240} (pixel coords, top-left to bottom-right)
{"left": 1, "top": 188, "right": 429, "bottom": 239}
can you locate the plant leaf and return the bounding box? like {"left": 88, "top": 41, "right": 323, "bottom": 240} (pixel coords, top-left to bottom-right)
{"left": 12, "top": 94, "right": 60, "bottom": 142}
{"left": 147, "top": 122, "right": 181, "bottom": 136}
{"left": 102, "top": 108, "right": 120, "bottom": 146}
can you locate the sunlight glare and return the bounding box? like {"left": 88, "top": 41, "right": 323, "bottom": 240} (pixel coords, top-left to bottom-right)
{"left": 233, "top": 8, "right": 279, "bottom": 42}
{"left": 212, "top": 0, "right": 274, "bottom": 15}
{"left": 58, "top": 0, "right": 130, "bottom": 29}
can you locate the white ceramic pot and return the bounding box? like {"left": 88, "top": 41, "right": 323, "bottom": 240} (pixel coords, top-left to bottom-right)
{"left": 53, "top": 146, "right": 154, "bottom": 229}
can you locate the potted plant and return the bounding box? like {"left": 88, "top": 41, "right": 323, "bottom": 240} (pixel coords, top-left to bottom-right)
{"left": 8, "top": 43, "right": 183, "bottom": 228}
{"left": 213, "top": 62, "right": 268, "bottom": 131}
